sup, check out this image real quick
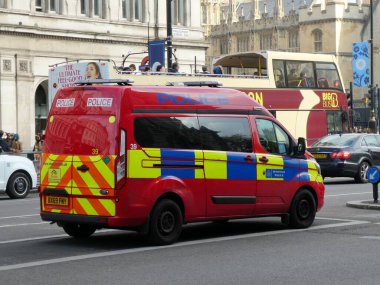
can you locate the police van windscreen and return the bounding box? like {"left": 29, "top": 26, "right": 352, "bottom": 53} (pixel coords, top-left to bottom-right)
{"left": 43, "top": 115, "right": 117, "bottom": 155}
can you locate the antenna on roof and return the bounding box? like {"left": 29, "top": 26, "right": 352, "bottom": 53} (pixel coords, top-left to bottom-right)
{"left": 166, "top": 81, "right": 222, "bottom": 87}
{"left": 75, "top": 79, "right": 134, "bottom": 86}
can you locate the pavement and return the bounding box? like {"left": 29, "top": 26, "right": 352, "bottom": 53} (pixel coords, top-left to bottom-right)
{"left": 346, "top": 199, "right": 380, "bottom": 210}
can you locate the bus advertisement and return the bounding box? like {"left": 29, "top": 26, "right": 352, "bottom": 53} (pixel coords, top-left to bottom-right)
{"left": 48, "top": 51, "right": 348, "bottom": 145}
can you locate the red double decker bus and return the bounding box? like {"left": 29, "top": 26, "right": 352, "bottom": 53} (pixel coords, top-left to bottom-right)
{"left": 49, "top": 51, "right": 348, "bottom": 145}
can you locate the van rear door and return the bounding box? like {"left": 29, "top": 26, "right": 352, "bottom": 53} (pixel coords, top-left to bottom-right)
{"left": 41, "top": 114, "right": 118, "bottom": 217}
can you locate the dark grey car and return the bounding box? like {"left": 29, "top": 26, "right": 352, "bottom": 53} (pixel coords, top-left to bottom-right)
{"left": 308, "top": 133, "right": 380, "bottom": 183}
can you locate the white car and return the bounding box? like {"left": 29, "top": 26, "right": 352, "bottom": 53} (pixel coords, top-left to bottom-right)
{"left": 0, "top": 153, "right": 37, "bottom": 199}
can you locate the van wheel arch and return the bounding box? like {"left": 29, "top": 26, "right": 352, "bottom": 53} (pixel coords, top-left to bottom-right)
{"left": 153, "top": 192, "right": 185, "bottom": 221}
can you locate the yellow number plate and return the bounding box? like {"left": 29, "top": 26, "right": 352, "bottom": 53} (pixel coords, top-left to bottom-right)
{"left": 313, "top": 153, "right": 327, "bottom": 159}
{"left": 46, "top": 196, "right": 69, "bottom": 206}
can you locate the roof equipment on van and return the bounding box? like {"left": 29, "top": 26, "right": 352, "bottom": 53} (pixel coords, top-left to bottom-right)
{"left": 75, "top": 79, "right": 134, "bottom": 86}
{"left": 166, "top": 81, "right": 222, "bottom": 87}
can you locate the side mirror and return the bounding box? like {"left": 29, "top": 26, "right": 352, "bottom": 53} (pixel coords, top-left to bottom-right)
{"left": 296, "top": 137, "right": 306, "bottom": 155}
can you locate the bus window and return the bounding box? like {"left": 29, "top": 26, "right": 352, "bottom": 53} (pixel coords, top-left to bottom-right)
{"left": 315, "top": 63, "right": 342, "bottom": 90}
{"left": 286, "top": 61, "right": 315, "bottom": 88}
{"left": 326, "top": 111, "right": 343, "bottom": 134}
{"left": 273, "top": 60, "right": 286, "bottom": 88}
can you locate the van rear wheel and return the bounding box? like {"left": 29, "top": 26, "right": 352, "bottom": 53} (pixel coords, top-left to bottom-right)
{"left": 62, "top": 224, "right": 96, "bottom": 238}
{"left": 148, "top": 199, "right": 183, "bottom": 245}
{"left": 289, "top": 189, "right": 316, "bottom": 229}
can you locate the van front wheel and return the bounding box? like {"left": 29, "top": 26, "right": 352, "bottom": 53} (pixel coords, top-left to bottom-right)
{"left": 289, "top": 189, "right": 316, "bottom": 229}
{"left": 148, "top": 199, "right": 183, "bottom": 245}
{"left": 62, "top": 224, "right": 96, "bottom": 238}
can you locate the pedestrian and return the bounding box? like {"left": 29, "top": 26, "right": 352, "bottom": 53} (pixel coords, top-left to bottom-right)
{"left": 168, "top": 62, "right": 180, "bottom": 73}
{"left": 0, "top": 130, "right": 10, "bottom": 153}
{"left": 33, "top": 133, "right": 43, "bottom": 161}
{"left": 11, "top": 133, "right": 22, "bottom": 153}
{"left": 213, "top": 65, "right": 223, "bottom": 75}
{"left": 201, "top": 65, "right": 210, "bottom": 74}
{"left": 129, "top": 64, "right": 136, "bottom": 71}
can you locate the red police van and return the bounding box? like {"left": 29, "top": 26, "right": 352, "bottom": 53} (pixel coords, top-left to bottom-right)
{"left": 40, "top": 79, "right": 324, "bottom": 245}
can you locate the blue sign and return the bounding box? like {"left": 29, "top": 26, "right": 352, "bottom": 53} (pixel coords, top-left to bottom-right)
{"left": 148, "top": 40, "right": 165, "bottom": 69}
{"left": 266, "top": 169, "right": 285, "bottom": 179}
{"left": 367, "top": 167, "right": 380, "bottom": 184}
{"left": 352, "top": 41, "right": 369, "bottom": 87}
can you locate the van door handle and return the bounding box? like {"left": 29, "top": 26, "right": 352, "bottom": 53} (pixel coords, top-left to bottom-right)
{"left": 259, "top": 156, "right": 268, "bottom": 163}
{"left": 244, "top": 155, "right": 253, "bottom": 162}
{"left": 77, "top": 165, "right": 89, "bottom": 172}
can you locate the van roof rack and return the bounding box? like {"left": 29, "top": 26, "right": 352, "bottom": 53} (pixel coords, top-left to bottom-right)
{"left": 75, "top": 79, "right": 134, "bottom": 86}
{"left": 166, "top": 81, "right": 222, "bottom": 87}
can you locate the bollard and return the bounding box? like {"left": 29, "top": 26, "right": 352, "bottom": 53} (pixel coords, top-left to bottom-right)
{"left": 367, "top": 166, "right": 380, "bottom": 203}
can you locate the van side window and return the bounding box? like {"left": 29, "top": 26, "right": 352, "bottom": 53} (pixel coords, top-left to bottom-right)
{"left": 134, "top": 117, "right": 201, "bottom": 149}
{"left": 256, "top": 119, "right": 291, "bottom": 155}
{"left": 199, "top": 117, "right": 252, "bottom": 152}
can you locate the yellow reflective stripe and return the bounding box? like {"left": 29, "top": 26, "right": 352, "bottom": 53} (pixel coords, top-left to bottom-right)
{"left": 73, "top": 156, "right": 100, "bottom": 189}
{"left": 204, "top": 151, "right": 227, "bottom": 179}
{"left": 99, "top": 199, "right": 115, "bottom": 216}
{"left": 76, "top": 198, "right": 98, "bottom": 216}
{"left": 89, "top": 156, "right": 114, "bottom": 187}
{"left": 194, "top": 150, "right": 204, "bottom": 179}
{"left": 128, "top": 149, "right": 161, "bottom": 178}
{"left": 257, "top": 154, "right": 284, "bottom": 180}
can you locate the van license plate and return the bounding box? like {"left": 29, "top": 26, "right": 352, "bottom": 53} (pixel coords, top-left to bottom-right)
{"left": 46, "top": 196, "right": 69, "bottom": 206}
{"left": 313, "top": 153, "right": 327, "bottom": 159}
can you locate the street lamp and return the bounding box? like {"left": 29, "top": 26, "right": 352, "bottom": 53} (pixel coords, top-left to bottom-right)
{"left": 166, "top": 0, "right": 173, "bottom": 69}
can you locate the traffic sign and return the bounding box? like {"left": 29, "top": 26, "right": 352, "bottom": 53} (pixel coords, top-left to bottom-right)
{"left": 367, "top": 167, "right": 380, "bottom": 184}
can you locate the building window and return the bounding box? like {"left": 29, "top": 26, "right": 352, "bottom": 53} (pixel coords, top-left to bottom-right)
{"left": 0, "top": 0, "right": 7, "bottom": 8}
{"left": 35, "top": 0, "right": 61, "bottom": 13}
{"left": 172, "top": 0, "right": 187, "bottom": 26}
{"left": 122, "top": 0, "right": 129, "bottom": 19}
{"left": 81, "top": 0, "right": 90, "bottom": 16}
{"left": 35, "top": 0, "right": 43, "bottom": 11}
{"left": 288, "top": 30, "right": 299, "bottom": 50}
{"left": 237, "top": 37, "right": 249, "bottom": 52}
{"left": 94, "top": 0, "right": 103, "bottom": 17}
{"left": 260, "top": 34, "right": 272, "bottom": 50}
{"left": 220, "top": 39, "right": 228, "bottom": 54}
{"left": 122, "top": 0, "right": 145, "bottom": 22}
{"left": 313, "top": 29, "right": 323, "bottom": 52}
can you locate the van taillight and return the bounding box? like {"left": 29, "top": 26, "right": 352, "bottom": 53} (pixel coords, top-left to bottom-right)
{"left": 330, "top": 151, "right": 351, "bottom": 160}
{"left": 116, "top": 154, "right": 126, "bottom": 182}
{"left": 116, "top": 129, "right": 126, "bottom": 189}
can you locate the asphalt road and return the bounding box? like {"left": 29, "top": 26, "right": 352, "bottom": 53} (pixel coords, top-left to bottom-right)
{"left": 1, "top": 179, "right": 380, "bottom": 285}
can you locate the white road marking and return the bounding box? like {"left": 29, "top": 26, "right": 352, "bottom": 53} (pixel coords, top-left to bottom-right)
{"left": 0, "top": 222, "right": 48, "bottom": 228}
{"left": 325, "top": 192, "right": 372, "bottom": 197}
{"left": 360, "top": 236, "right": 380, "bottom": 240}
{"left": 0, "top": 214, "right": 40, "bottom": 220}
{"left": 0, "top": 218, "right": 369, "bottom": 272}
{"left": 0, "top": 229, "right": 116, "bottom": 244}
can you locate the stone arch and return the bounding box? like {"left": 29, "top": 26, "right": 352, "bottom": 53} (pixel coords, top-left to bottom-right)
{"left": 34, "top": 79, "right": 48, "bottom": 136}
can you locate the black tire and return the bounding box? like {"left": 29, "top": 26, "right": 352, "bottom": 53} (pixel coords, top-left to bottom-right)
{"left": 289, "top": 189, "right": 316, "bottom": 229}
{"left": 62, "top": 224, "right": 96, "bottom": 238}
{"left": 148, "top": 199, "right": 183, "bottom": 245}
{"left": 6, "top": 172, "right": 31, "bottom": 199}
{"left": 354, "top": 161, "right": 370, "bottom": 183}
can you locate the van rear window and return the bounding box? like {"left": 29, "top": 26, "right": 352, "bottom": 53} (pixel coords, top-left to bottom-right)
{"left": 44, "top": 115, "right": 117, "bottom": 155}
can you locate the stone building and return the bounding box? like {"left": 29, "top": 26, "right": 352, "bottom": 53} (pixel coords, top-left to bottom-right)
{"left": 0, "top": 0, "right": 206, "bottom": 149}
{"left": 202, "top": 0, "right": 379, "bottom": 94}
